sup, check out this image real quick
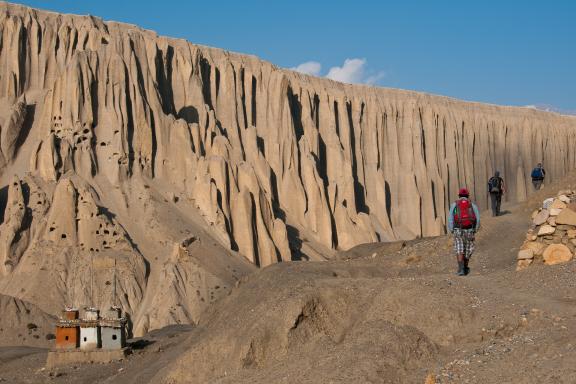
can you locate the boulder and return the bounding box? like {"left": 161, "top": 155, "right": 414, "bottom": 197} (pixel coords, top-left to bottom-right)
{"left": 526, "top": 233, "right": 537, "bottom": 241}
{"left": 542, "top": 244, "right": 573, "bottom": 265}
{"left": 521, "top": 241, "right": 546, "bottom": 256}
{"left": 568, "top": 229, "right": 576, "bottom": 239}
{"left": 549, "top": 208, "right": 562, "bottom": 217}
{"left": 555, "top": 208, "right": 576, "bottom": 226}
{"left": 538, "top": 225, "right": 556, "bottom": 236}
{"left": 516, "top": 259, "right": 533, "bottom": 271}
{"left": 533, "top": 209, "right": 549, "bottom": 226}
{"left": 547, "top": 217, "right": 557, "bottom": 226}
{"left": 550, "top": 199, "right": 567, "bottom": 210}
{"left": 517, "top": 249, "right": 534, "bottom": 260}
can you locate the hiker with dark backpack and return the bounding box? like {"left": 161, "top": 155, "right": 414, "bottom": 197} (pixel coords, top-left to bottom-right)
{"left": 448, "top": 188, "right": 480, "bottom": 276}
{"left": 487, "top": 171, "right": 505, "bottom": 217}
{"left": 531, "top": 163, "right": 546, "bottom": 190}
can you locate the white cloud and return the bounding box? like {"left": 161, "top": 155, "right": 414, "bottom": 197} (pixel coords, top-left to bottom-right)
{"left": 326, "top": 58, "right": 367, "bottom": 84}
{"left": 291, "top": 61, "right": 322, "bottom": 76}
{"left": 291, "top": 58, "right": 385, "bottom": 86}
{"left": 365, "top": 71, "right": 386, "bottom": 85}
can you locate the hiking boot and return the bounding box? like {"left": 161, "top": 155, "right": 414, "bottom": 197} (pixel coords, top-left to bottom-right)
{"left": 456, "top": 261, "right": 465, "bottom": 276}
{"left": 464, "top": 259, "right": 470, "bottom": 275}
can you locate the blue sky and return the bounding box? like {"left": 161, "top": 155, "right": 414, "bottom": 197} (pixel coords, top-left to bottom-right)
{"left": 12, "top": 0, "right": 576, "bottom": 112}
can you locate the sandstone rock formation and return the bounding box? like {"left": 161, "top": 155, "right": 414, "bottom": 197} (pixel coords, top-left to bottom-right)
{"left": 0, "top": 176, "right": 31, "bottom": 274}
{"left": 1, "top": 3, "right": 576, "bottom": 334}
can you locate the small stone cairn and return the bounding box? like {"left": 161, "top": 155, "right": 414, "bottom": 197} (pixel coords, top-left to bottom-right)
{"left": 517, "top": 190, "right": 576, "bottom": 270}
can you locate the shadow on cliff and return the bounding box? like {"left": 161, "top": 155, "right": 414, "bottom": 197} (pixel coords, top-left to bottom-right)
{"left": 0, "top": 184, "right": 7, "bottom": 224}
{"left": 178, "top": 106, "right": 199, "bottom": 125}
{"left": 14, "top": 104, "right": 35, "bottom": 157}
{"left": 286, "top": 225, "right": 310, "bottom": 261}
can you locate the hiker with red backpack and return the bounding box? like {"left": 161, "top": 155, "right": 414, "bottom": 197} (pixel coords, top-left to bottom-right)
{"left": 448, "top": 188, "right": 480, "bottom": 276}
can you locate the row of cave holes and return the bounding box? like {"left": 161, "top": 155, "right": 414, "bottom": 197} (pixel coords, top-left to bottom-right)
{"left": 194, "top": 285, "right": 225, "bottom": 303}
{"left": 50, "top": 116, "right": 120, "bottom": 147}
{"left": 51, "top": 115, "right": 65, "bottom": 131}
{"left": 78, "top": 129, "right": 120, "bottom": 148}
{"left": 48, "top": 222, "right": 119, "bottom": 251}
{"left": 88, "top": 222, "right": 120, "bottom": 252}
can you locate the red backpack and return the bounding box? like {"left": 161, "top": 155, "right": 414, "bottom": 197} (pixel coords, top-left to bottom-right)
{"left": 453, "top": 198, "right": 477, "bottom": 229}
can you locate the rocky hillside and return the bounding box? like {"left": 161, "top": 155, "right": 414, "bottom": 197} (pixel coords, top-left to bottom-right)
{"left": 0, "top": 294, "right": 56, "bottom": 347}
{"left": 1, "top": 2, "right": 576, "bottom": 335}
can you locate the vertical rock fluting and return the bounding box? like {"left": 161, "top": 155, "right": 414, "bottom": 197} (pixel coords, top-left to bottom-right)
{"left": 1, "top": 2, "right": 576, "bottom": 267}
{"left": 0, "top": 176, "right": 30, "bottom": 274}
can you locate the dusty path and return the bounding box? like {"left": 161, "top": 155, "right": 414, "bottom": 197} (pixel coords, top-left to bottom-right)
{"left": 428, "top": 199, "right": 576, "bottom": 383}
{"left": 0, "top": 347, "right": 45, "bottom": 365}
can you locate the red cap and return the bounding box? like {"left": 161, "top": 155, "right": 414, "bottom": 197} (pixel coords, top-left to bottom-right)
{"left": 458, "top": 188, "right": 469, "bottom": 197}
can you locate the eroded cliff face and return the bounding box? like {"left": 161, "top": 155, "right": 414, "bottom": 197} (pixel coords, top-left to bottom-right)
{"left": 0, "top": 3, "right": 575, "bottom": 334}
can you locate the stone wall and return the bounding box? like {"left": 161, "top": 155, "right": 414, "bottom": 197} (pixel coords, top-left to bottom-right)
{"left": 518, "top": 191, "right": 576, "bottom": 269}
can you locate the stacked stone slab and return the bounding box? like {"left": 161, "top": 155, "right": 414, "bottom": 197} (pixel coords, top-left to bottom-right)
{"left": 517, "top": 191, "right": 576, "bottom": 270}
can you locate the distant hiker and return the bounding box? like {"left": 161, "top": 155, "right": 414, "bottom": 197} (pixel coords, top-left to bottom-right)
{"left": 531, "top": 163, "right": 546, "bottom": 190}
{"left": 487, "top": 171, "right": 505, "bottom": 216}
{"left": 448, "top": 188, "right": 480, "bottom": 276}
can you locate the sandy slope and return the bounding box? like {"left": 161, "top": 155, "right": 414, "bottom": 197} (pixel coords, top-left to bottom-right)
{"left": 2, "top": 177, "right": 576, "bottom": 383}
{"left": 0, "top": 295, "right": 56, "bottom": 347}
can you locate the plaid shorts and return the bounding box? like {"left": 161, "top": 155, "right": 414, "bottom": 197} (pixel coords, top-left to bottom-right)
{"left": 453, "top": 228, "right": 476, "bottom": 259}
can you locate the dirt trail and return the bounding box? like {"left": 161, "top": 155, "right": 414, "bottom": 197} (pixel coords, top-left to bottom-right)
{"left": 0, "top": 347, "right": 45, "bottom": 365}
{"left": 427, "top": 192, "right": 576, "bottom": 383}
